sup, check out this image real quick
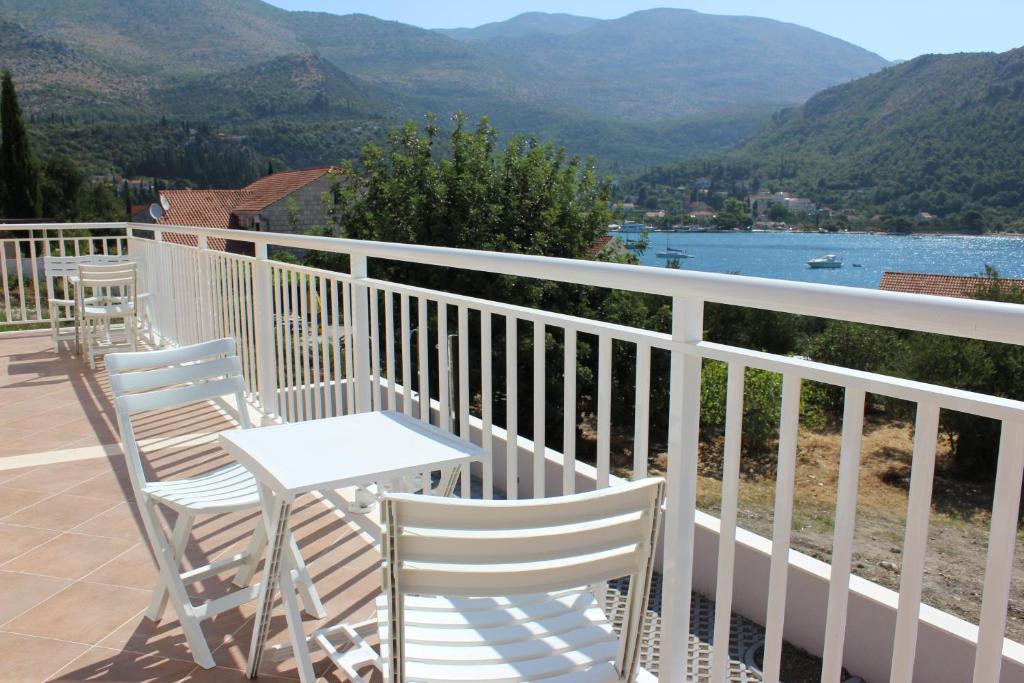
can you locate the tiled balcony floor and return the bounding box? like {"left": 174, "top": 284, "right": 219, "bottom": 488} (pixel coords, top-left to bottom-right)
{"left": 0, "top": 332, "right": 382, "bottom": 682}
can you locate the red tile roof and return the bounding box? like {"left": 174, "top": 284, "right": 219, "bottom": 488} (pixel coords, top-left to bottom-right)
{"left": 233, "top": 166, "right": 338, "bottom": 212}
{"left": 879, "top": 271, "right": 1024, "bottom": 299}
{"left": 157, "top": 189, "right": 248, "bottom": 228}
{"left": 160, "top": 231, "right": 228, "bottom": 251}
{"left": 587, "top": 235, "right": 614, "bottom": 257}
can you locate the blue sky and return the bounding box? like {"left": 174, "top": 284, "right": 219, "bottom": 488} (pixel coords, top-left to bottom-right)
{"left": 264, "top": 1, "right": 1024, "bottom": 62}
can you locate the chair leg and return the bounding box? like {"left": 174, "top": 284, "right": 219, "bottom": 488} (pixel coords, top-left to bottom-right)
{"left": 288, "top": 534, "right": 327, "bottom": 619}
{"left": 145, "top": 511, "right": 194, "bottom": 621}
{"left": 129, "top": 314, "right": 138, "bottom": 352}
{"left": 232, "top": 515, "right": 267, "bottom": 588}
{"left": 50, "top": 303, "right": 58, "bottom": 352}
{"left": 138, "top": 498, "right": 215, "bottom": 669}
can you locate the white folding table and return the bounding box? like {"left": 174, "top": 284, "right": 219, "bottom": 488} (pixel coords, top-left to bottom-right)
{"left": 218, "top": 409, "right": 487, "bottom": 681}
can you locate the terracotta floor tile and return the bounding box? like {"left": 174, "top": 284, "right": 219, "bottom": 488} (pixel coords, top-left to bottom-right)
{"left": 0, "top": 632, "right": 91, "bottom": 683}
{"left": 84, "top": 544, "right": 158, "bottom": 590}
{"left": 0, "top": 486, "right": 52, "bottom": 518}
{"left": 71, "top": 501, "right": 144, "bottom": 540}
{"left": 46, "top": 646, "right": 198, "bottom": 682}
{"left": 0, "top": 522, "right": 60, "bottom": 563}
{"left": 1, "top": 460, "right": 114, "bottom": 495}
{"left": 4, "top": 580, "right": 149, "bottom": 644}
{"left": 3, "top": 532, "right": 136, "bottom": 580}
{"left": 179, "top": 664, "right": 296, "bottom": 682}
{"left": 3, "top": 492, "right": 121, "bottom": 531}
{"left": 0, "top": 571, "right": 73, "bottom": 625}
{"left": 99, "top": 601, "right": 252, "bottom": 665}
{"left": 0, "top": 464, "right": 37, "bottom": 485}
{"left": 63, "top": 469, "right": 133, "bottom": 502}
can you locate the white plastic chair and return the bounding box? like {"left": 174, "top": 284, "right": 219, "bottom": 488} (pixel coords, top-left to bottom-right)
{"left": 107, "top": 338, "right": 325, "bottom": 669}
{"left": 77, "top": 261, "right": 139, "bottom": 368}
{"left": 44, "top": 255, "right": 134, "bottom": 352}
{"left": 305, "top": 477, "right": 665, "bottom": 683}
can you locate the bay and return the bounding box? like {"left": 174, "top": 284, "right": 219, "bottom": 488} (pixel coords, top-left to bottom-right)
{"left": 627, "top": 232, "right": 1024, "bottom": 289}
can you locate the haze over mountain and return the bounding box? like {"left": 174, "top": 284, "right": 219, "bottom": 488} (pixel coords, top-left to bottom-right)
{"left": 0, "top": 1, "right": 890, "bottom": 176}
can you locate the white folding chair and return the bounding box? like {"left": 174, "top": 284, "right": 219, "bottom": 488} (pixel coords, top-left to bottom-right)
{"left": 44, "top": 255, "right": 134, "bottom": 352}
{"left": 77, "top": 261, "right": 140, "bottom": 368}
{"left": 303, "top": 477, "right": 665, "bottom": 683}
{"left": 107, "top": 338, "right": 325, "bottom": 669}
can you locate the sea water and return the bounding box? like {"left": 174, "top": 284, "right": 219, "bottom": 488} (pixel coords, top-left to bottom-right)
{"left": 629, "top": 232, "right": 1024, "bottom": 289}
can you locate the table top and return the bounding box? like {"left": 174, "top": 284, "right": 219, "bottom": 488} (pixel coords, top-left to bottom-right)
{"left": 219, "top": 410, "right": 485, "bottom": 498}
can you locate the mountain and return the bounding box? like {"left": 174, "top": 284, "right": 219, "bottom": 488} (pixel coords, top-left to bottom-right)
{"left": 153, "top": 53, "right": 398, "bottom": 123}
{"left": 449, "top": 9, "right": 890, "bottom": 121}
{"left": 0, "top": 1, "right": 891, "bottom": 177}
{"left": 637, "top": 48, "right": 1024, "bottom": 226}
{"left": 437, "top": 13, "right": 601, "bottom": 41}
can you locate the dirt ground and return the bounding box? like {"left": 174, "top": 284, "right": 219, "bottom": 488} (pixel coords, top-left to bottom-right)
{"left": 631, "top": 418, "right": 1024, "bottom": 646}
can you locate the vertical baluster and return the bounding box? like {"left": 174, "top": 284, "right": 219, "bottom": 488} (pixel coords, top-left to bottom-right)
{"left": 320, "top": 276, "right": 333, "bottom": 415}
{"left": 505, "top": 315, "right": 518, "bottom": 500}
{"left": 889, "top": 402, "right": 940, "bottom": 683}
{"left": 821, "top": 388, "right": 867, "bottom": 682}
{"left": 272, "top": 268, "right": 288, "bottom": 422}
{"left": 533, "top": 321, "right": 546, "bottom": 498}
{"left": 481, "top": 310, "right": 494, "bottom": 499}
{"left": 385, "top": 290, "right": 397, "bottom": 412}
{"left": 563, "top": 328, "right": 577, "bottom": 495}
{"left": 596, "top": 335, "right": 612, "bottom": 489}
{"left": 972, "top": 420, "right": 1024, "bottom": 683}
{"left": 282, "top": 270, "right": 297, "bottom": 422}
{"left": 308, "top": 274, "right": 324, "bottom": 419}
{"left": 418, "top": 297, "right": 430, "bottom": 423}
{"left": 457, "top": 304, "right": 471, "bottom": 497}
{"left": 342, "top": 280, "right": 355, "bottom": 414}
{"left": 288, "top": 268, "right": 304, "bottom": 420}
{"left": 437, "top": 302, "right": 450, "bottom": 431}
{"left": 710, "top": 363, "right": 746, "bottom": 682}
{"left": 330, "top": 278, "right": 343, "bottom": 417}
{"left": 761, "top": 374, "right": 802, "bottom": 683}
{"left": 400, "top": 293, "right": 412, "bottom": 417}
{"left": 297, "top": 272, "right": 312, "bottom": 420}
{"left": 1, "top": 240, "right": 11, "bottom": 324}
{"left": 242, "top": 261, "right": 258, "bottom": 394}
{"left": 233, "top": 259, "right": 251, "bottom": 393}
{"left": 633, "top": 342, "right": 651, "bottom": 479}
{"left": 369, "top": 287, "right": 381, "bottom": 411}
{"left": 28, "top": 231, "right": 42, "bottom": 322}
{"left": 15, "top": 240, "right": 26, "bottom": 321}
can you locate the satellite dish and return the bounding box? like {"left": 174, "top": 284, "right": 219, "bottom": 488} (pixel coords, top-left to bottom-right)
{"left": 160, "top": 195, "right": 170, "bottom": 211}
{"left": 148, "top": 203, "right": 164, "bottom": 221}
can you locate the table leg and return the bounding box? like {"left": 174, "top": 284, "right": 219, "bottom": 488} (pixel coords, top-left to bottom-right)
{"left": 247, "top": 485, "right": 317, "bottom": 682}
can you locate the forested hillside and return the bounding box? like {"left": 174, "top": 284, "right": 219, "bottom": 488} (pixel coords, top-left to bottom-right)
{"left": 0, "top": 2, "right": 889, "bottom": 179}
{"left": 634, "top": 49, "right": 1024, "bottom": 228}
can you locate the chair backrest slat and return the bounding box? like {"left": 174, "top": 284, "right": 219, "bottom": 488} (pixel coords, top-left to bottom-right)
{"left": 107, "top": 338, "right": 250, "bottom": 489}
{"left": 381, "top": 477, "right": 665, "bottom": 682}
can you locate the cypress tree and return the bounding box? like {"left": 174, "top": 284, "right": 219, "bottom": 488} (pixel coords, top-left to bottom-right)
{"left": 0, "top": 71, "right": 41, "bottom": 218}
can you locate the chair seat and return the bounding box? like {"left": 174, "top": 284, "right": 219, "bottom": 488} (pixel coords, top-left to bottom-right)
{"left": 83, "top": 301, "right": 137, "bottom": 316}
{"left": 142, "top": 462, "right": 260, "bottom": 513}
{"left": 48, "top": 296, "right": 98, "bottom": 307}
{"left": 378, "top": 588, "right": 625, "bottom": 683}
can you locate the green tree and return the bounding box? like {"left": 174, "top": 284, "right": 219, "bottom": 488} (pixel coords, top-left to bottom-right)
{"left": 78, "top": 182, "right": 124, "bottom": 221}
{"left": 0, "top": 71, "right": 41, "bottom": 218}
{"left": 716, "top": 196, "right": 749, "bottom": 228}
{"left": 766, "top": 202, "right": 789, "bottom": 222}
{"left": 40, "top": 156, "right": 84, "bottom": 221}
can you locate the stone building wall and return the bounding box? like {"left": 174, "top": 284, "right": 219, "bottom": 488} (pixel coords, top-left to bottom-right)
{"left": 257, "top": 175, "right": 333, "bottom": 235}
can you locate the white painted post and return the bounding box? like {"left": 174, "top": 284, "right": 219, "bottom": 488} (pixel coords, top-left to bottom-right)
{"left": 660, "top": 295, "right": 704, "bottom": 682}
{"left": 252, "top": 242, "right": 279, "bottom": 419}
{"left": 350, "top": 254, "right": 373, "bottom": 413}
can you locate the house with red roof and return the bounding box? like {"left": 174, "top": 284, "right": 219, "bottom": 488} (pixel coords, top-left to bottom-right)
{"left": 150, "top": 166, "right": 342, "bottom": 250}
{"left": 879, "top": 271, "right": 1024, "bottom": 299}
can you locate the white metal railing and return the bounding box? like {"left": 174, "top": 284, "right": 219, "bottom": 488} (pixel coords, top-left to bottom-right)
{"left": 5, "top": 222, "right": 1023, "bottom": 682}
{"left": 0, "top": 223, "right": 127, "bottom": 327}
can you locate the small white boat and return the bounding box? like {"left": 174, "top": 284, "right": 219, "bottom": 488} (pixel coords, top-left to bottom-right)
{"left": 656, "top": 246, "right": 694, "bottom": 259}
{"left": 807, "top": 254, "right": 842, "bottom": 269}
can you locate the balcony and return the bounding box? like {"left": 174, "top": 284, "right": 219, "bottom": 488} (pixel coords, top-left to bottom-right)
{"left": 0, "top": 222, "right": 1022, "bottom": 682}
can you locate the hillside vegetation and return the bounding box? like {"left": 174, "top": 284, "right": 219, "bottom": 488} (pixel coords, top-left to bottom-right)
{"left": 635, "top": 48, "right": 1024, "bottom": 227}
{"left": 0, "top": 2, "right": 889, "bottom": 177}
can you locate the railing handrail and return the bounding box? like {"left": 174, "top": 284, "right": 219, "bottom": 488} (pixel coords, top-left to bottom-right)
{"left": 121, "top": 220, "right": 1024, "bottom": 346}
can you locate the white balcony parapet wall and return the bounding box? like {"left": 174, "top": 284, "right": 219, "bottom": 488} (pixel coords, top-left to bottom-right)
{"left": 4, "top": 222, "right": 1023, "bottom": 683}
